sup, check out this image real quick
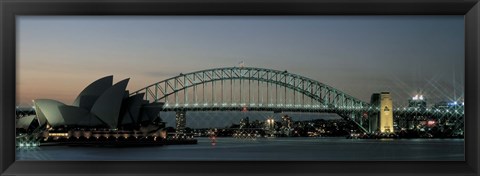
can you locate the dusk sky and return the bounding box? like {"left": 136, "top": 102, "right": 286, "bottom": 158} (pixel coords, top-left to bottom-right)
{"left": 17, "top": 16, "right": 464, "bottom": 109}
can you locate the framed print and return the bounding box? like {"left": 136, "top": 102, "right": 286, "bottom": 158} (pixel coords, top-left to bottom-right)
{"left": 1, "top": 0, "right": 479, "bottom": 176}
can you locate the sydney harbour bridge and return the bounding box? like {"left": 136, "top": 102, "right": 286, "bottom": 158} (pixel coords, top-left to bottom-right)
{"left": 130, "top": 67, "right": 464, "bottom": 134}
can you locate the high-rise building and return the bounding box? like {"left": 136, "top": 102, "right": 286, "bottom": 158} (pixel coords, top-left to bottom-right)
{"left": 175, "top": 111, "right": 186, "bottom": 134}
{"left": 408, "top": 94, "right": 427, "bottom": 109}
{"left": 380, "top": 92, "right": 394, "bottom": 133}
{"left": 407, "top": 94, "right": 427, "bottom": 129}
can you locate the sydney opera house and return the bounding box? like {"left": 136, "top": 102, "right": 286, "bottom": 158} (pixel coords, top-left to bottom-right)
{"left": 15, "top": 76, "right": 178, "bottom": 145}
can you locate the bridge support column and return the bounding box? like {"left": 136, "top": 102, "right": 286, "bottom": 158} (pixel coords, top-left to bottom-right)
{"left": 339, "top": 112, "right": 369, "bottom": 134}
{"left": 353, "top": 112, "right": 367, "bottom": 131}
{"left": 379, "top": 92, "right": 394, "bottom": 133}
{"left": 354, "top": 113, "right": 362, "bottom": 126}
{"left": 348, "top": 113, "right": 360, "bottom": 126}
{"left": 368, "top": 112, "right": 379, "bottom": 133}
{"left": 175, "top": 110, "right": 186, "bottom": 135}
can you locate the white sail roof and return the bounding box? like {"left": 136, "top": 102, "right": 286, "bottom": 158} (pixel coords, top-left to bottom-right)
{"left": 72, "top": 75, "right": 113, "bottom": 111}
{"left": 90, "top": 78, "right": 130, "bottom": 129}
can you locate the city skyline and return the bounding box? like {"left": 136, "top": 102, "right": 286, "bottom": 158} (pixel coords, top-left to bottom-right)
{"left": 17, "top": 16, "right": 464, "bottom": 108}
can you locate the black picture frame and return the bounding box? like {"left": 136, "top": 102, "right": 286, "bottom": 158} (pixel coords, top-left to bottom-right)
{"left": 1, "top": 0, "right": 479, "bottom": 175}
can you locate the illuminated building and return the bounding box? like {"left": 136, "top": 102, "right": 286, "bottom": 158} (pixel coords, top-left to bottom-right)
{"left": 409, "top": 94, "right": 427, "bottom": 109}
{"left": 379, "top": 92, "right": 394, "bottom": 133}
{"left": 265, "top": 117, "right": 275, "bottom": 136}
{"left": 407, "top": 94, "right": 427, "bottom": 129}
{"left": 175, "top": 111, "right": 186, "bottom": 134}
{"left": 265, "top": 117, "right": 275, "bottom": 129}
{"left": 16, "top": 76, "right": 164, "bottom": 134}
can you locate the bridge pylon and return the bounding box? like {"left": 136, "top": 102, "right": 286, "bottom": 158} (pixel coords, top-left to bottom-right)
{"left": 337, "top": 111, "right": 369, "bottom": 134}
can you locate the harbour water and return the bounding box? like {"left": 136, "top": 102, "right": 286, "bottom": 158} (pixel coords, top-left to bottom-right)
{"left": 16, "top": 137, "right": 464, "bottom": 161}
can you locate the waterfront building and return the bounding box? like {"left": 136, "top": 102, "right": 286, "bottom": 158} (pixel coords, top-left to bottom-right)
{"left": 175, "top": 111, "right": 187, "bottom": 134}
{"left": 16, "top": 76, "right": 165, "bottom": 139}
{"left": 432, "top": 100, "right": 464, "bottom": 132}
{"left": 379, "top": 92, "right": 394, "bottom": 133}
{"left": 265, "top": 117, "right": 275, "bottom": 136}
{"left": 265, "top": 117, "right": 275, "bottom": 129}
{"left": 407, "top": 94, "right": 428, "bottom": 130}
{"left": 408, "top": 94, "right": 427, "bottom": 109}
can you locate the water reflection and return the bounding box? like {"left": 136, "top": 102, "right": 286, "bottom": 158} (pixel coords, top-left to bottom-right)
{"left": 16, "top": 137, "right": 464, "bottom": 161}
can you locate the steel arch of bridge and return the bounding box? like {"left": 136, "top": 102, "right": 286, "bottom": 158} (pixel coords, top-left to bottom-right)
{"left": 131, "top": 67, "right": 371, "bottom": 132}
{"left": 131, "top": 67, "right": 369, "bottom": 110}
